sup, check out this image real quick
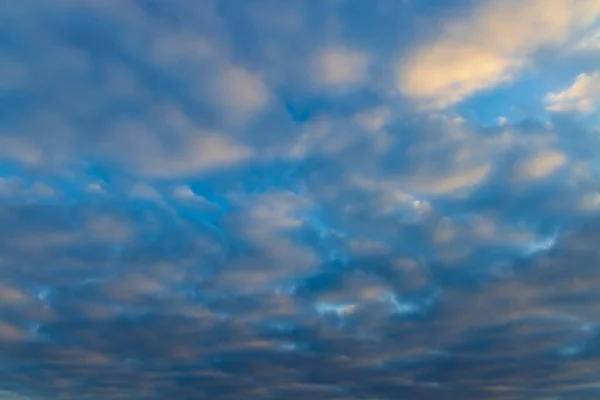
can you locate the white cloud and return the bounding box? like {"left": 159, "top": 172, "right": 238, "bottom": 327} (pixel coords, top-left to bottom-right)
{"left": 129, "top": 183, "right": 161, "bottom": 201}
{"left": 115, "top": 123, "right": 253, "bottom": 178}
{"left": 397, "top": 0, "right": 600, "bottom": 108}
{"left": 173, "top": 185, "right": 196, "bottom": 199}
{"left": 516, "top": 150, "right": 567, "bottom": 180}
{"left": 416, "top": 164, "right": 493, "bottom": 195}
{"left": 181, "top": 134, "right": 254, "bottom": 174}
{"left": 311, "top": 46, "right": 370, "bottom": 87}
{"left": 437, "top": 164, "right": 492, "bottom": 194}
{"left": 214, "top": 65, "right": 270, "bottom": 123}
{"left": 172, "top": 185, "right": 218, "bottom": 208}
{"left": 86, "top": 182, "right": 106, "bottom": 193}
{"left": 244, "top": 190, "right": 313, "bottom": 230}
{"left": 349, "top": 175, "right": 432, "bottom": 218}
{"left": 546, "top": 72, "right": 600, "bottom": 113}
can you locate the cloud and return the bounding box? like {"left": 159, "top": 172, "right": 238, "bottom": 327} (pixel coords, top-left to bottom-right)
{"left": 397, "top": 0, "right": 600, "bottom": 108}
{"left": 311, "top": 46, "right": 370, "bottom": 87}
{"left": 0, "top": 177, "right": 58, "bottom": 200}
{"left": 0, "top": 284, "right": 28, "bottom": 304}
{"left": 546, "top": 72, "right": 600, "bottom": 113}
{"left": 30, "top": 182, "right": 55, "bottom": 197}
{"left": 2, "top": 0, "right": 600, "bottom": 399}
{"left": 172, "top": 185, "right": 197, "bottom": 199}
{"left": 515, "top": 150, "right": 567, "bottom": 180}
{"left": 418, "top": 163, "right": 492, "bottom": 195}
{"left": 172, "top": 185, "right": 219, "bottom": 209}
{"left": 110, "top": 122, "right": 254, "bottom": 178}
{"left": 87, "top": 214, "right": 134, "bottom": 243}
{"left": 85, "top": 183, "right": 106, "bottom": 193}
{"left": 354, "top": 106, "right": 391, "bottom": 132}
{"left": 214, "top": 65, "right": 271, "bottom": 123}
{"left": 129, "top": 182, "right": 162, "bottom": 201}
{"left": 2, "top": 168, "right": 600, "bottom": 398}
{"left": 210, "top": 190, "right": 319, "bottom": 294}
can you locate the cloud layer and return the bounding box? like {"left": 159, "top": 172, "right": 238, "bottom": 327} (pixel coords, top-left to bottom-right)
{"left": 1, "top": 0, "right": 600, "bottom": 399}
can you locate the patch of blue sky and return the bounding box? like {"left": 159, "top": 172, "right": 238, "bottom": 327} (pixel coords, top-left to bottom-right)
{"left": 456, "top": 73, "right": 552, "bottom": 126}
{"left": 457, "top": 55, "right": 600, "bottom": 126}
{"left": 0, "top": 163, "right": 24, "bottom": 179}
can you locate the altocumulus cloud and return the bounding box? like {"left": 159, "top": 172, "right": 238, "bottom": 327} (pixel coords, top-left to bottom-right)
{"left": 1, "top": 0, "right": 600, "bottom": 399}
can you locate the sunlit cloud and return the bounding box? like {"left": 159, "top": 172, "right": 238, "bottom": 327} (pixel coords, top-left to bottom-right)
{"left": 546, "top": 72, "right": 600, "bottom": 113}
{"left": 397, "top": 0, "right": 600, "bottom": 108}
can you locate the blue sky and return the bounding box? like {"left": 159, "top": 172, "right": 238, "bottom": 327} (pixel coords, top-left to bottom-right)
{"left": 1, "top": 0, "right": 600, "bottom": 399}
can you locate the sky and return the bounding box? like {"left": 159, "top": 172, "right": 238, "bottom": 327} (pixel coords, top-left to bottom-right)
{"left": 1, "top": 0, "right": 600, "bottom": 399}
